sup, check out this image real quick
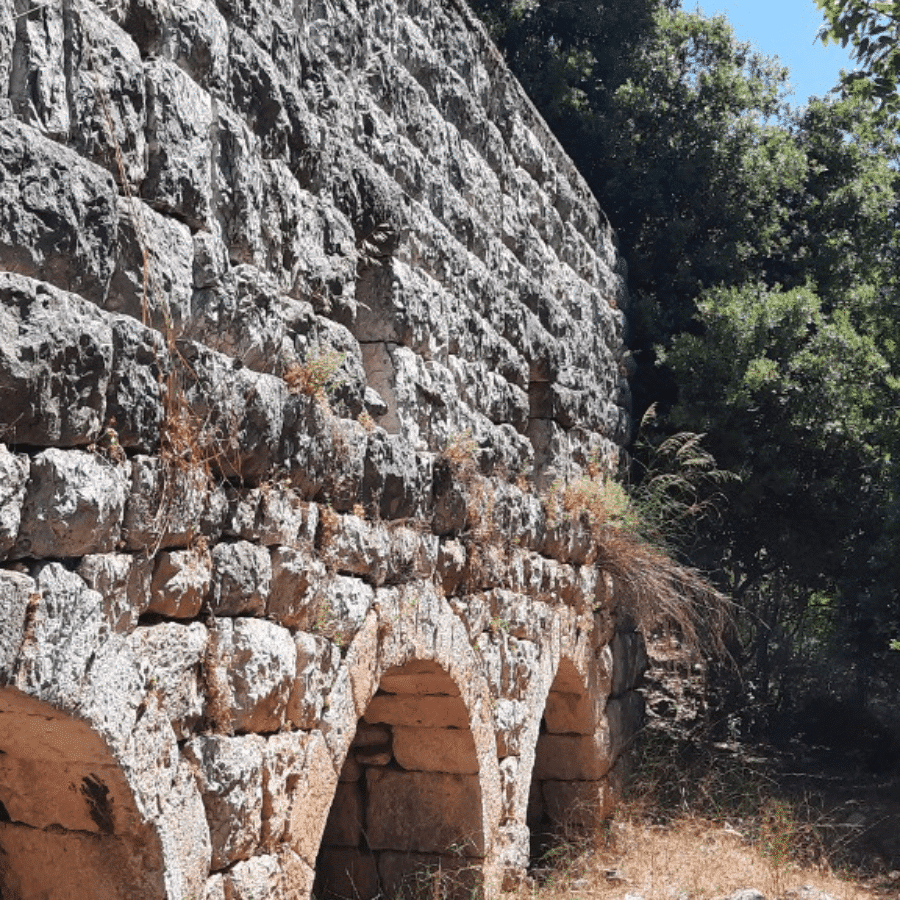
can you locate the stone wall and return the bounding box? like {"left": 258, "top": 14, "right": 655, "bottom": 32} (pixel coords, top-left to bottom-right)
{"left": 0, "top": 0, "right": 643, "bottom": 897}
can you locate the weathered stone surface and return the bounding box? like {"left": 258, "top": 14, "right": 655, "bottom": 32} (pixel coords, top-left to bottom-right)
{"left": 393, "top": 726, "right": 478, "bottom": 775}
{"left": 0, "top": 570, "right": 34, "bottom": 680}
{"left": 309, "top": 574, "right": 375, "bottom": 645}
{"left": 289, "top": 633, "right": 341, "bottom": 729}
{"left": 363, "top": 694, "right": 470, "bottom": 730}
{"left": 322, "top": 780, "right": 364, "bottom": 847}
{"left": 0, "top": 445, "right": 28, "bottom": 556}
{"left": 14, "top": 449, "right": 129, "bottom": 558}
{"left": 544, "top": 690, "right": 593, "bottom": 735}
{"left": 261, "top": 732, "right": 306, "bottom": 849}
{"left": 366, "top": 769, "right": 484, "bottom": 856}
{"left": 269, "top": 545, "right": 326, "bottom": 629}
{"left": 533, "top": 733, "right": 611, "bottom": 781}
{"left": 77, "top": 551, "right": 150, "bottom": 632}
{"left": 0, "top": 274, "right": 113, "bottom": 447}
{"left": 229, "top": 485, "right": 316, "bottom": 548}
{"left": 0, "top": 123, "right": 117, "bottom": 303}
{"left": 132, "top": 621, "right": 208, "bottom": 737}
{"left": 150, "top": 546, "right": 212, "bottom": 618}
{"left": 184, "top": 733, "right": 266, "bottom": 870}
{"left": 217, "top": 618, "right": 296, "bottom": 733}
{"left": 211, "top": 540, "right": 272, "bottom": 616}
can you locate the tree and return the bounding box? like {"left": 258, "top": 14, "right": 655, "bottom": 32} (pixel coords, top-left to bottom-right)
{"left": 817, "top": 0, "right": 900, "bottom": 111}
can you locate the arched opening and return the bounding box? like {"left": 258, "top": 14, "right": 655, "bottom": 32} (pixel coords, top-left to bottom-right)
{"left": 315, "top": 660, "right": 484, "bottom": 900}
{"left": 527, "top": 659, "right": 611, "bottom": 867}
{"left": 0, "top": 688, "right": 166, "bottom": 900}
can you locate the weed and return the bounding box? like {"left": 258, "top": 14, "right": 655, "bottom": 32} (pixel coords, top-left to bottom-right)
{"left": 284, "top": 348, "right": 347, "bottom": 404}
{"left": 357, "top": 409, "right": 376, "bottom": 432}
{"left": 439, "top": 429, "right": 479, "bottom": 478}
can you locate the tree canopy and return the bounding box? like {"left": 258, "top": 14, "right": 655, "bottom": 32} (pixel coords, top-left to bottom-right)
{"left": 473, "top": 0, "right": 900, "bottom": 734}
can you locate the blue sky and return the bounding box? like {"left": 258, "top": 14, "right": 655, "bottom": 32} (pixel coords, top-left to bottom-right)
{"left": 695, "top": 0, "right": 857, "bottom": 107}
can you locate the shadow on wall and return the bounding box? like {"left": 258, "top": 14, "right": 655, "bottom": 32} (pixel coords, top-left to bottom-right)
{"left": 316, "top": 660, "right": 484, "bottom": 900}
{"left": 528, "top": 659, "right": 612, "bottom": 867}
{"left": 0, "top": 689, "right": 166, "bottom": 900}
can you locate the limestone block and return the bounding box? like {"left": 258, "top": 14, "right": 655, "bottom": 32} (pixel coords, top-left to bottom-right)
{"left": 0, "top": 273, "right": 114, "bottom": 447}
{"left": 223, "top": 853, "right": 284, "bottom": 900}
{"left": 320, "top": 513, "right": 391, "bottom": 583}
{"left": 204, "top": 874, "right": 227, "bottom": 900}
{"left": 363, "top": 431, "right": 431, "bottom": 520}
{"left": 143, "top": 57, "right": 212, "bottom": 228}
{"left": 68, "top": 0, "right": 148, "bottom": 187}
{"left": 105, "top": 314, "right": 169, "bottom": 452}
{"left": 131, "top": 622, "right": 208, "bottom": 738}
{"left": 366, "top": 769, "right": 484, "bottom": 856}
{"left": 309, "top": 574, "right": 375, "bottom": 645}
{"left": 0, "top": 570, "right": 34, "bottom": 681}
{"left": 541, "top": 780, "right": 612, "bottom": 830}
{"left": 379, "top": 660, "right": 461, "bottom": 697}
{"left": 183, "top": 733, "right": 266, "bottom": 870}
{"left": 179, "top": 342, "right": 288, "bottom": 481}
{"left": 77, "top": 551, "right": 150, "bottom": 632}
{"left": 211, "top": 540, "right": 272, "bottom": 616}
{"left": 108, "top": 196, "right": 194, "bottom": 338}
{"left": 339, "top": 754, "right": 362, "bottom": 782}
{"left": 7, "top": 0, "right": 68, "bottom": 135}
{"left": 221, "top": 618, "right": 296, "bottom": 734}
{"left": 14, "top": 449, "right": 129, "bottom": 558}
{"left": 316, "top": 848, "right": 379, "bottom": 900}
{"left": 0, "top": 122, "right": 118, "bottom": 304}
{"left": 13, "top": 563, "right": 143, "bottom": 746}
{"left": 544, "top": 690, "right": 593, "bottom": 735}
{"left": 280, "top": 393, "right": 338, "bottom": 499}
{"left": 123, "top": 456, "right": 224, "bottom": 551}
{"left": 288, "top": 632, "right": 340, "bottom": 729}
{"left": 322, "top": 780, "right": 364, "bottom": 847}
{"left": 161, "top": 0, "right": 229, "bottom": 92}
{"left": 149, "top": 547, "right": 212, "bottom": 618}
{"left": 533, "top": 733, "right": 611, "bottom": 781}
{"left": 0, "top": 445, "right": 28, "bottom": 557}
{"left": 493, "top": 698, "right": 527, "bottom": 757}
{"left": 393, "top": 727, "right": 478, "bottom": 775}
{"left": 435, "top": 539, "right": 467, "bottom": 596}
{"left": 268, "top": 545, "right": 325, "bottom": 629}
{"left": 389, "top": 526, "right": 439, "bottom": 583}
{"left": 363, "top": 694, "right": 469, "bottom": 730}
{"left": 286, "top": 728, "right": 339, "bottom": 865}
{"left": 261, "top": 732, "right": 306, "bottom": 849}
{"left": 188, "top": 266, "right": 288, "bottom": 373}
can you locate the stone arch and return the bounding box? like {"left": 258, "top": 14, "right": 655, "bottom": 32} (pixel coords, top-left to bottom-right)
{"left": 526, "top": 658, "right": 613, "bottom": 865}
{"left": 312, "top": 585, "right": 502, "bottom": 900}
{"left": 0, "top": 565, "right": 210, "bottom": 900}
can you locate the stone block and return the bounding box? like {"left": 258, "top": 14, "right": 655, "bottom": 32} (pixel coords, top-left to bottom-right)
{"left": 393, "top": 727, "right": 478, "bottom": 775}
{"left": 183, "top": 733, "right": 265, "bottom": 870}
{"left": 211, "top": 540, "right": 272, "bottom": 616}
{"left": 366, "top": 768, "right": 484, "bottom": 856}
{"left": 612, "top": 629, "right": 648, "bottom": 696}
{"left": 107, "top": 196, "right": 194, "bottom": 337}
{"left": 0, "top": 445, "right": 28, "bottom": 557}
{"left": 543, "top": 690, "right": 593, "bottom": 735}
{"left": 316, "top": 847, "right": 379, "bottom": 900}
{"left": 286, "top": 729, "right": 339, "bottom": 865}
{"left": 288, "top": 633, "right": 340, "bottom": 729}
{"left": 222, "top": 852, "right": 282, "bottom": 900}
{"left": 541, "top": 780, "right": 612, "bottom": 831}
{"left": 0, "top": 122, "right": 118, "bottom": 303}
{"left": 77, "top": 552, "right": 150, "bottom": 632}
{"left": 14, "top": 449, "right": 129, "bottom": 558}
{"left": 122, "top": 456, "right": 224, "bottom": 551}
{"left": 131, "top": 621, "right": 207, "bottom": 738}
{"left": 268, "top": 545, "right": 325, "bottom": 629}
{"left": 143, "top": 57, "right": 212, "bottom": 228}
{"left": 0, "top": 570, "right": 34, "bottom": 681}
{"left": 606, "top": 691, "right": 645, "bottom": 760}
{"left": 378, "top": 660, "right": 461, "bottom": 697}
{"left": 149, "top": 547, "right": 212, "bottom": 618}
{"left": 261, "top": 732, "right": 306, "bottom": 849}
{"left": 363, "top": 694, "right": 469, "bottom": 730}
{"left": 308, "top": 574, "right": 375, "bottom": 645}
{"left": 228, "top": 484, "right": 316, "bottom": 548}
{"left": 362, "top": 431, "right": 431, "bottom": 521}
{"left": 320, "top": 514, "right": 391, "bottom": 584}
{"left": 0, "top": 273, "right": 113, "bottom": 447}
{"left": 322, "top": 780, "right": 364, "bottom": 847}
{"left": 533, "top": 733, "right": 611, "bottom": 781}
{"left": 221, "top": 618, "right": 296, "bottom": 734}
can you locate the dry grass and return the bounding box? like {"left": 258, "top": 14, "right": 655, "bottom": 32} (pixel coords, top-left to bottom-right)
{"left": 511, "top": 809, "right": 886, "bottom": 900}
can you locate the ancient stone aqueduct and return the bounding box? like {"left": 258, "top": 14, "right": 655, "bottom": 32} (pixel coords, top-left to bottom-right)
{"left": 0, "top": 0, "right": 647, "bottom": 896}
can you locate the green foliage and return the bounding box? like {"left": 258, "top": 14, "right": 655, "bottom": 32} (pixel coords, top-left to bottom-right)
{"left": 816, "top": 0, "right": 900, "bottom": 112}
